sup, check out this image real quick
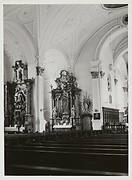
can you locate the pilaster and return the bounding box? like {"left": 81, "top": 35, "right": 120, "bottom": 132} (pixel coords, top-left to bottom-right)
{"left": 90, "top": 61, "right": 104, "bottom": 130}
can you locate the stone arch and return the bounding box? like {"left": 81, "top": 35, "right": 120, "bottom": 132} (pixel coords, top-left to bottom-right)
{"left": 73, "top": 18, "right": 120, "bottom": 70}
{"left": 96, "top": 22, "right": 128, "bottom": 113}
{"left": 95, "top": 26, "right": 127, "bottom": 62}
{"left": 113, "top": 37, "right": 128, "bottom": 62}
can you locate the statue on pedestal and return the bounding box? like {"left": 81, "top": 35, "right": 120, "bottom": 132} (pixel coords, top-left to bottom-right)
{"left": 52, "top": 107, "right": 57, "bottom": 125}
{"left": 71, "top": 105, "right": 75, "bottom": 118}
{"left": 71, "top": 105, "right": 75, "bottom": 125}
{"left": 53, "top": 107, "right": 57, "bottom": 118}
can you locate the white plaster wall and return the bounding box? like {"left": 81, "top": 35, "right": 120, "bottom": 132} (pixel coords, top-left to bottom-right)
{"left": 74, "top": 20, "right": 118, "bottom": 100}
{"left": 28, "top": 63, "right": 36, "bottom": 79}
{"left": 74, "top": 52, "right": 92, "bottom": 99}
{"left": 116, "top": 77, "right": 125, "bottom": 111}
{"left": 100, "top": 43, "right": 116, "bottom": 109}
{"left": 100, "top": 42, "right": 127, "bottom": 112}
{"left": 74, "top": 34, "right": 102, "bottom": 99}
{"left": 4, "top": 51, "right": 36, "bottom": 82}
{"left": 75, "top": 26, "right": 127, "bottom": 113}
{"left": 4, "top": 53, "right": 14, "bottom": 82}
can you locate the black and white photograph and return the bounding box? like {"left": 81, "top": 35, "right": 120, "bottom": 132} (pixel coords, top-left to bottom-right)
{"left": 2, "top": 1, "right": 128, "bottom": 176}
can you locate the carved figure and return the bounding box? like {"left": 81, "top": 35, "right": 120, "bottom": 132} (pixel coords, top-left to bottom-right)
{"left": 52, "top": 107, "right": 57, "bottom": 119}
{"left": 71, "top": 106, "right": 75, "bottom": 118}
{"left": 107, "top": 74, "right": 112, "bottom": 91}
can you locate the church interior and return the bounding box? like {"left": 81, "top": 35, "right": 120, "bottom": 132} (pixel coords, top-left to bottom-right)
{"left": 4, "top": 4, "right": 128, "bottom": 176}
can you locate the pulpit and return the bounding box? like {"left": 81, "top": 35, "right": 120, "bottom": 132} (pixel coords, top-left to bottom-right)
{"left": 51, "top": 70, "right": 81, "bottom": 131}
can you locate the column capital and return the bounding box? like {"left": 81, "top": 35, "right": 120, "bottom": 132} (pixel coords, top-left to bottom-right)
{"left": 90, "top": 60, "right": 104, "bottom": 79}
{"left": 91, "top": 71, "right": 99, "bottom": 79}
{"left": 36, "top": 66, "right": 44, "bottom": 76}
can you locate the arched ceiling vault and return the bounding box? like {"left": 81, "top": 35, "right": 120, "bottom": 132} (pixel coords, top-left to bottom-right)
{"left": 113, "top": 35, "right": 128, "bottom": 61}
{"left": 114, "top": 49, "right": 128, "bottom": 74}
{"left": 4, "top": 4, "right": 128, "bottom": 70}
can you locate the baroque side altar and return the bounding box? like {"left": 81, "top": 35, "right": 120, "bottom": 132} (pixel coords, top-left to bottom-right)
{"left": 51, "top": 70, "right": 81, "bottom": 131}
{"left": 4, "top": 60, "right": 34, "bottom": 132}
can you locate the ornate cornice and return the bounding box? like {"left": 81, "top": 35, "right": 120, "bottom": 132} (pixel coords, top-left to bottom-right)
{"left": 113, "top": 36, "right": 128, "bottom": 61}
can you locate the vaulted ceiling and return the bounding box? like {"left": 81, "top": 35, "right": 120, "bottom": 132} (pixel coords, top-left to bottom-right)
{"left": 4, "top": 4, "right": 128, "bottom": 76}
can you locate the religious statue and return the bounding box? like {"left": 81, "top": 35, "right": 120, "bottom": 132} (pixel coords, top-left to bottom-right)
{"left": 12, "top": 60, "right": 25, "bottom": 83}
{"left": 71, "top": 105, "right": 75, "bottom": 118}
{"left": 18, "top": 69, "right": 23, "bottom": 81}
{"left": 107, "top": 74, "right": 112, "bottom": 92}
{"left": 52, "top": 107, "right": 57, "bottom": 119}
{"left": 14, "top": 85, "right": 26, "bottom": 111}
{"left": 62, "top": 96, "right": 68, "bottom": 113}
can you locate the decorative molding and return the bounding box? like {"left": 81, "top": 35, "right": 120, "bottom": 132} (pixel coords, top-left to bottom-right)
{"left": 94, "top": 17, "right": 127, "bottom": 62}
{"left": 17, "top": 6, "right": 35, "bottom": 24}
{"left": 113, "top": 36, "right": 128, "bottom": 61}
{"left": 74, "top": 19, "right": 120, "bottom": 68}
{"left": 102, "top": 4, "right": 127, "bottom": 10}
{"left": 94, "top": 25, "right": 120, "bottom": 61}
{"left": 91, "top": 70, "right": 105, "bottom": 79}
{"left": 55, "top": 70, "right": 77, "bottom": 90}
{"left": 122, "top": 14, "right": 128, "bottom": 26}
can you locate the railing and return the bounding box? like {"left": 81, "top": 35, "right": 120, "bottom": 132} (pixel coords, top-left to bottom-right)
{"left": 102, "top": 124, "right": 128, "bottom": 134}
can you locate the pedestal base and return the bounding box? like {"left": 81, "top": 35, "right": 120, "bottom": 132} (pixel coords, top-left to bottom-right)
{"left": 92, "top": 120, "right": 103, "bottom": 130}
